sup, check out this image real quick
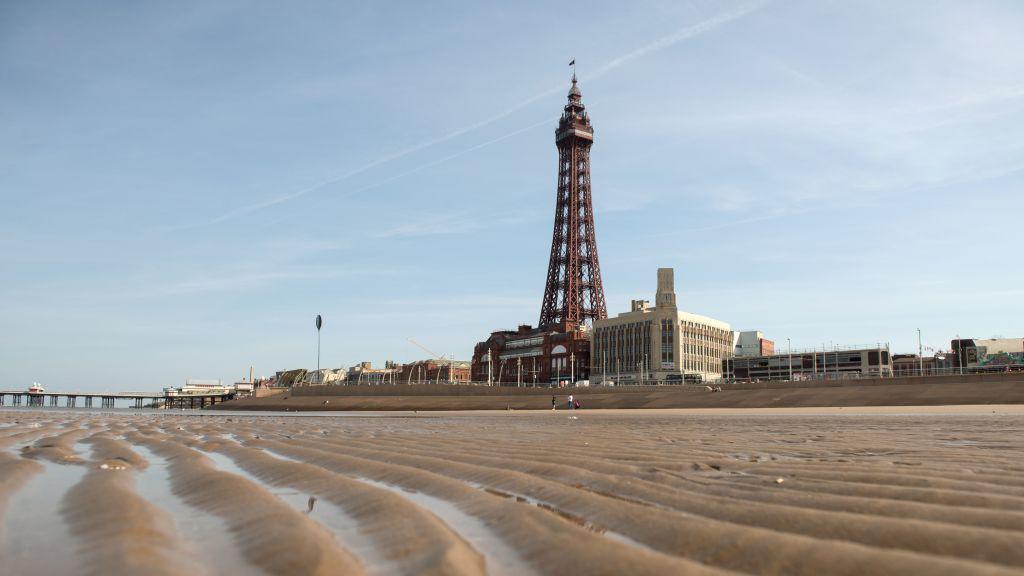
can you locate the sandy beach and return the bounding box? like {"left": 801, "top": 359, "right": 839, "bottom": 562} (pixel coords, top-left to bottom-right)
{"left": 2, "top": 407, "right": 1023, "bottom": 575}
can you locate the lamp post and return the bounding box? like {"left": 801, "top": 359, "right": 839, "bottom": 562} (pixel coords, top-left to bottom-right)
{"left": 957, "top": 334, "right": 963, "bottom": 375}
{"left": 570, "top": 352, "right": 575, "bottom": 385}
{"left": 517, "top": 357, "right": 522, "bottom": 388}
{"left": 787, "top": 338, "right": 793, "bottom": 381}
{"left": 917, "top": 328, "right": 924, "bottom": 376}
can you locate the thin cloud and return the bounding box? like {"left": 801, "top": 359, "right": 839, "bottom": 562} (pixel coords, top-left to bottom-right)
{"left": 588, "top": 0, "right": 770, "bottom": 81}
{"left": 187, "top": 2, "right": 769, "bottom": 228}
{"left": 142, "top": 267, "right": 400, "bottom": 297}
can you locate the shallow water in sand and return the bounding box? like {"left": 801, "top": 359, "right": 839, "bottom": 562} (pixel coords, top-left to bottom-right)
{"left": 352, "top": 476, "right": 536, "bottom": 576}
{"left": 2, "top": 459, "right": 85, "bottom": 576}
{"left": 202, "top": 447, "right": 394, "bottom": 575}
{"left": 131, "top": 445, "right": 261, "bottom": 576}
{"left": 1, "top": 407, "right": 1023, "bottom": 576}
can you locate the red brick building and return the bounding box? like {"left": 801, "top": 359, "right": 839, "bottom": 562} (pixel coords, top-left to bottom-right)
{"left": 472, "top": 321, "right": 591, "bottom": 386}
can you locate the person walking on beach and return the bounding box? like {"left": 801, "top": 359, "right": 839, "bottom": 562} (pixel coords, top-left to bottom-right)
{"left": 551, "top": 395, "right": 556, "bottom": 410}
{"left": 567, "top": 394, "right": 574, "bottom": 410}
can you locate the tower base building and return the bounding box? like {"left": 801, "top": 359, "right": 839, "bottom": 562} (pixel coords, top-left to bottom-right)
{"left": 472, "top": 322, "right": 591, "bottom": 386}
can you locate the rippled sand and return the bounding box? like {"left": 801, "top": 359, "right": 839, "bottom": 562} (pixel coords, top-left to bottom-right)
{"left": 1, "top": 408, "right": 1023, "bottom": 575}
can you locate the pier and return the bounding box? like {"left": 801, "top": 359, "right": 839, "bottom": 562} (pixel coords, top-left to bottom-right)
{"left": 0, "top": 390, "right": 235, "bottom": 409}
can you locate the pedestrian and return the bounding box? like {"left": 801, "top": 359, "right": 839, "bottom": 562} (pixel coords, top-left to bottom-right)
{"left": 567, "top": 394, "right": 574, "bottom": 410}
{"left": 551, "top": 395, "right": 556, "bottom": 410}
{"left": 574, "top": 398, "right": 581, "bottom": 410}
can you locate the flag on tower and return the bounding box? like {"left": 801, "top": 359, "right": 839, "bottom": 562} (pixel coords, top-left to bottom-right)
{"left": 569, "top": 59, "right": 575, "bottom": 66}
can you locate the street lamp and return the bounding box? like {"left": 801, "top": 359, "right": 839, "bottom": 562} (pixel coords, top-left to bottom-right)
{"left": 917, "top": 328, "right": 924, "bottom": 376}
{"left": 957, "top": 334, "right": 964, "bottom": 376}
{"left": 787, "top": 338, "right": 793, "bottom": 381}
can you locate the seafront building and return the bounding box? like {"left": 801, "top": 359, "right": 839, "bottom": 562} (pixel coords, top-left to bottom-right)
{"left": 724, "top": 345, "right": 894, "bottom": 381}
{"left": 398, "top": 359, "right": 471, "bottom": 384}
{"left": 892, "top": 354, "right": 945, "bottom": 376}
{"left": 473, "top": 322, "right": 591, "bottom": 385}
{"left": 951, "top": 337, "right": 1024, "bottom": 371}
{"left": 591, "top": 268, "right": 732, "bottom": 384}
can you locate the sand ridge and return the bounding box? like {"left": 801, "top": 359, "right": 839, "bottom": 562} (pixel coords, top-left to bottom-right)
{"left": 0, "top": 409, "right": 1022, "bottom": 575}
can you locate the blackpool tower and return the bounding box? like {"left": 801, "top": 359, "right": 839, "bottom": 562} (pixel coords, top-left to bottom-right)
{"left": 538, "top": 72, "right": 608, "bottom": 328}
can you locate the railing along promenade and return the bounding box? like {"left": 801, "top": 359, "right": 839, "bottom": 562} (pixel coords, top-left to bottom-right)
{"left": 292, "top": 368, "right": 1024, "bottom": 395}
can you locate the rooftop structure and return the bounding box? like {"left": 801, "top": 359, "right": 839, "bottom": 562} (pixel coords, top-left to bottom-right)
{"left": 733, "top": 330, "right": 775, "bottom": 358}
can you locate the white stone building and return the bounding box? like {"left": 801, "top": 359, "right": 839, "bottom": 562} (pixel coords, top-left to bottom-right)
{"left": 591, "top": 268, "right": 731, "bottom": 384}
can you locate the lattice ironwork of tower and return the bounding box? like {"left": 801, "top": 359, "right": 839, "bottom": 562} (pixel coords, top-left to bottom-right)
{"left": 538, "top": 73, "right": 608, "bottom": 328}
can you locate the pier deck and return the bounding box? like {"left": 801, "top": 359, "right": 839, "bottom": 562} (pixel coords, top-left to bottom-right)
{"left": 0, "top": 390, "right": 233, "bottom": 409}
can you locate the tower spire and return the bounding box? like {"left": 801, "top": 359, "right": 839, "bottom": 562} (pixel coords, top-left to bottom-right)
{"left": 538, "top": 67, "right": 607, "bottom": 328}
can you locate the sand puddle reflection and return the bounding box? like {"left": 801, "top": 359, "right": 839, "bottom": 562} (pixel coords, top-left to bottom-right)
{"left": 2, "top": 458, "right": 85, "bottom": 576}
{"left": 264, "top": 447, "right": 535, "bottom": 575}
{"left": 131, "top": 445, "right": 261, "bottom": 576}
{"left": 199, "top": 448, "right": 390, "bottom": 574}
{"left": 466, "top": 481, "right": 658, "bottom": 555}
{"left": 353, "top": 476, "right": 536, "bottom": 576}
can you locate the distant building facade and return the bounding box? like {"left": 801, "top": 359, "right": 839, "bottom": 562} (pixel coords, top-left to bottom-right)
{"left": 472, "top": 323, "right": 591, "bottom": 385}
{"left": 951, "top": 338, "right": 1024, "bottom": 371}
{"left": 724, "top": 345, "right": 893, "bottom": 381}
{"left": 345, "top": 361, "right": 401, "bottom": 384}
{"left": 892, "top": 354, "right": 941, "bottom": 376}
{"left": 591, "top": 268, "right": 731, "bottom": 384}
{"left": 733, "top": 330, "right": 774, "bottom": 358}
{"left": 397, "top": 359, "right": 471, "bottom": 384}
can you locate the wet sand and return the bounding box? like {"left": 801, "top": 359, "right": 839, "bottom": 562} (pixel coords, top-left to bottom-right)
{"left": 1, "top": 408, "right": 1023, "bottom": 575}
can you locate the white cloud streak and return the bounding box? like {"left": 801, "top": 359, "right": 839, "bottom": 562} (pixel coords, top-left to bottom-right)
{"left": 189, "top": 1, "right": 768, "bottom": 227}
{"left": 588, "top": 0, "right": 770, "bottom": 81}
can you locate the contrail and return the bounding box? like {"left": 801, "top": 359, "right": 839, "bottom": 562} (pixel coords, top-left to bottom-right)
{"left": 589, "top": 0, "right": 769, "bottom": 81}
{"left": 202, "top": 94, "right": 563, "bottom": 226}
{"left": 195, "top": 2, "right": 768, "bottom": 227}
{"left": 312, "top": 115, "right": 559, "bottom": 206}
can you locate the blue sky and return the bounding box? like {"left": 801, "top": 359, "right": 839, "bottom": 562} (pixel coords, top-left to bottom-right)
{"left": 2, "top": 0, "right": 1022, "bottom": 391}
